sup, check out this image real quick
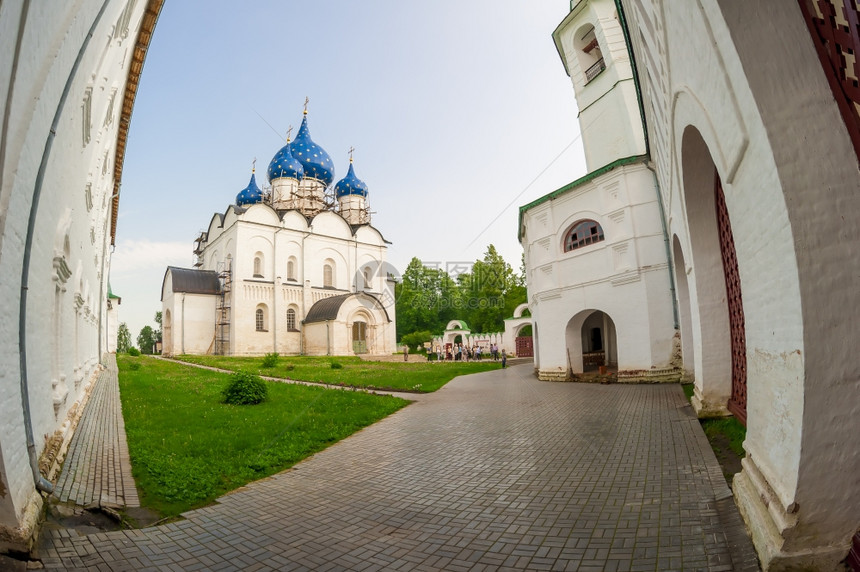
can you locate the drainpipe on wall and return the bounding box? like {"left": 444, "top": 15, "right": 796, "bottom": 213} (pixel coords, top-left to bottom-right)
{"left": 18, "top": 0, "right": 113, "bottom": 495}
{"left": 646, "top": 163, "right": 680, "bottom": 330}
{"left": 273, "top": 277, "right": 279, "bottom": 353}
{"left": 300, "top": 320, "right": 305, "bottom": 355}
{"left": 326, "top": 320, "right": 331, "bottom": 356}
{"left": 181, "top": 293, "right": 186, "bottom": 354}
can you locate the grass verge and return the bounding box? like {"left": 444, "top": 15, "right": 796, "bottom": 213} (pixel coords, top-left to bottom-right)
{"left": 118, "top": 355, "right": 409, "bottom": 518}
{"left": 172, "top": 354, "right": 499, "bottom": 393}
{"left": 681, "top": 383, "right": 746, "bottom": 483}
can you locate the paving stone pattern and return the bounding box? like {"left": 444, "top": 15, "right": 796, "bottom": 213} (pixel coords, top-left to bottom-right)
{"left": 42, "top": 364, "right": 757, "bottom": 571}
{"left": 53, "top": 354, "right": 139, "bottom": 508}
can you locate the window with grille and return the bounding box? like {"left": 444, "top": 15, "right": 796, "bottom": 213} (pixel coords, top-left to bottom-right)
{"left": 323, "top": 263, "right": 333, "bottom": 287}
{"left": 253, "top": 256, "right": 263, "bottom": 278}
{"left": 564, "top": 220, "right": 605, "bottom": 252}
{"left": 286, "top": 308, "right": 297, "bottom": 331}
{"left": 255, "top": 307, "right": 266, "bottom": 331}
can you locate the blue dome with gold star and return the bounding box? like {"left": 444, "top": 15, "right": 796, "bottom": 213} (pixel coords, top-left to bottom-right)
{"left": 335, "top": 161, "right": 369, "bottom": 198}
{"left": 236, "top": 172, "right": 264, "bottom": 206}
{"left": 267, "top": 138, "right": 304, "bottom": 182}
{"left": 289, "top": 115, "right": 335, "bottom": 186}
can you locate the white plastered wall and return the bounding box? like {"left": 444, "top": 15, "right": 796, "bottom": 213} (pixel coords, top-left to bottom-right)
{"left": 623, "top": 0, "right": 860, "bottom": 567}
{"left": 0, "top": 0, "right": 150, "bottom": 550}
{"left": 523, "top": 164, "right": 675, "bottom": 379}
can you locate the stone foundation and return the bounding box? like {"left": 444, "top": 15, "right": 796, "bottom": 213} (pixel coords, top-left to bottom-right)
{"left": 616, "top": 367, "right": 681, "bottom": 383}
{"left": 539, "top": 367, "right": 683, "bottom": 384}
{"left": 733, "top": 456, "right": 849, "bottom": 571}
{"left": 691, "top": 385, "right": 731, "bottom": 418}
{"left": 537, "top": 368, "right": 569, "bottom": 381}
{"left": 0, "top": 491, "right": 43, "bottom": 555}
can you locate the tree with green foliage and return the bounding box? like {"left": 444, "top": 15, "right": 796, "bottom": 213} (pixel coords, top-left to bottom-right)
{"left": 154, "top": 311, "right": 163, "bottom": 343}
{"left": 394, "top": 246, "right": 528, "bottom": 339}
{"left": 117, "top": 322, "right": 132, "bottom": 353}
{"left": 395, "top": 258, "right": 461, "bottom": 339}
{"left": 401, "top": 330, "right": 434, "bottom": 351}
{"left": 457, "top": 245, "right": 525, "bottom": 333}
{"left": 137, "top": 325, "right": 156, "bottom": 355}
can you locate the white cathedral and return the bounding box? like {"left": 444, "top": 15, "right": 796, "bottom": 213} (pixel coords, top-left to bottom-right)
{"left": 161, "top": 108, "right": 396, "bottom": 357}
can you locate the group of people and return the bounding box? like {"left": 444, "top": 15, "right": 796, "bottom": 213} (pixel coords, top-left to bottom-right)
{"left": 431, "top": 343, "right": 508, "bottom": 367}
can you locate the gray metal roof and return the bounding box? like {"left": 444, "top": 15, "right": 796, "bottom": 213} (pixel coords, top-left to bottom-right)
{"left": 162, "top": 267, "right": 220, "bottom": 300}
{"left": 303, "top": 292, "right": 391, "bottom": 324}
{"left": 304, "top": 293, "right": 353, "bottom": 324}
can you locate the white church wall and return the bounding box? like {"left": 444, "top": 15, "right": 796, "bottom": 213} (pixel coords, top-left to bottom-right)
{"left": 623, "top": 0, "right": 860, "bottom": 566}
{"left": 242, "top": 203, "right": 280, "bottom": 226}
{"left": 0, "top": 0, "right": 152, "bottom": 551}
{"left": 107, "top": 301, "right": 120, "bottom": 353}
{"left": 523, "top": 162, "right": 674, "bottom": 381}
{"left": 308, "top": 243, "right": 349, "bottom": 290}
{"left": 310, "top": 211, "right": 353, "bottom": 240}
{"left": 280, "top": 210, "right": 309, "bottom": 233}
{"left": 205, "top": 213, "right": 226, "bottom": 244}
{"left": 354, "top": 225, "right": 385, "bottom": 246}
{"left": 162, "top": 291, "right": 216, "bottom": 356}
{"left": 303, "top": 322, "right": 333, "bottom": 356}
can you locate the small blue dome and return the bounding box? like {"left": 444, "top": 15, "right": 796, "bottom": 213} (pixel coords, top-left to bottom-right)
{"left": 335, "top": 162, "right": 369, "bottom": 198}
{"left": 290, "top": 115, "right": 335, "bottom": 186}
{"left": 236, "top": 172, "right": 264, "bottom": 206}
{"left": 267, "top": 139, "right": 304, "bottom": 182}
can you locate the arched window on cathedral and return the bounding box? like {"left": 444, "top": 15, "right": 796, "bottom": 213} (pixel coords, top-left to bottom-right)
{"left": 287, "top": 257, "right": 297, "bottom": 282}
{"left": 286, "top": 307, "right": 298, "bottom": 331}
{"left": 564, "top": 220, "right": 605, "bottom": 252}
{"left": 323, "top": 260, "right": 335, "bottom": 288}
{"left": 255, "top": 304, "right": 268, "bottom": 331}
{"left": 363, "top": 267, "right": 371, "bottom": 289}
{"left": 253, "top": 252, "right": 264, "bottom": 278}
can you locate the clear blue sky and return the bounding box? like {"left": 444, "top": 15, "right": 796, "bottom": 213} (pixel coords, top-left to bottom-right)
{"left": 111, "top": 1, "right": 586, "bottom": 339}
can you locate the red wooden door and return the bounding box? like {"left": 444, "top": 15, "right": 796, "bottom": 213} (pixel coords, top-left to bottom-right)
{"left": 715, "top": 172, "right": 747, "bottom": 425}
{"left": 515, "top": 336, "right": 533, "bottom": 358}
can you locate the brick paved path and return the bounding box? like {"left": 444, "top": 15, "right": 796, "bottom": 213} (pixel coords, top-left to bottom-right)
{"left": 53, "top": 354, "right": 139, "bottom": 508}
{"left": 42, "top": 364, "right": 757, "bottom": 571}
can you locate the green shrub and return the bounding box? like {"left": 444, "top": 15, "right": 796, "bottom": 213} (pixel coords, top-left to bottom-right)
{"left": 261, "top": 352, "right": 279, "bottom": 368}
{"left": 330, "top": 361, "right": 343, "bottom": 369}
{"left": 128, "top": 347, "right": 141, "bottom": 356}
{"left": 285, "top": 364, "right": 295, "bottom": 371}
{"left": 222, "top": 371, "right": 268, "bottom": 405}
{"left": 128, "top": 361, "right": 142, "bottom": 371}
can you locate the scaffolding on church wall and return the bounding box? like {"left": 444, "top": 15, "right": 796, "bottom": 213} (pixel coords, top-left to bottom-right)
{"left": 215, "top": 262, "right": 231, "bottom": 355}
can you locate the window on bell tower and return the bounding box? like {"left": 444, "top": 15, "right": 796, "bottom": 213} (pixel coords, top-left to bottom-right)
{"left": 575, "top": 24, "right": 605, "bottom": 84}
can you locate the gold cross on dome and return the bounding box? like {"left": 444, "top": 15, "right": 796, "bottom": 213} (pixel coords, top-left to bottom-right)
{"left": 252, "top": 157, "right": 257, "bottom": 172}
{"left": 348, "top": 146, "right": 355, "bottom": 163}
{"left": 303, "top": 96, "right": 309, "bottom": 114}
{"left": 286, "top": 125, "right": 293, "bottom": 142}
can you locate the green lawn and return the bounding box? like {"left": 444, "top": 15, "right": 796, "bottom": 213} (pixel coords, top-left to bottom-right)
{"left": 117, "top": 355, "right": 409, "bottom": 518}
{"left": 172, "top": 354, "right": 499, "bottom": 393}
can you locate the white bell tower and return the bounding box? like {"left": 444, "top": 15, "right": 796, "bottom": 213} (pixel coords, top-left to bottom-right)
{"left": 553, "top": 0, "right": 646, "bottom": 170}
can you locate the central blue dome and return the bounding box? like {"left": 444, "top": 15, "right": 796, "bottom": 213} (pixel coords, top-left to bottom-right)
{"left": 236, "top": 172, "right": 263, "bottom": 206}
{"left": 267, "top": 138, "right": 304, "bottom": 182}
{"left": 335, "top": 162, "right": 369, "bottom": 198}
{"left": 289, "top": 115, "right": 335, "bottom": 186}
